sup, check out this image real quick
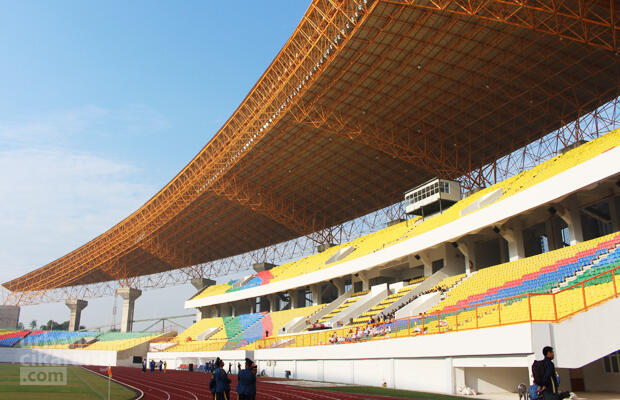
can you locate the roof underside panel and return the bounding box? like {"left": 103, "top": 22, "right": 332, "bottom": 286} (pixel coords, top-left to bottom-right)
{"left": 4, "top": 0, "right": 619, "bottom": 292}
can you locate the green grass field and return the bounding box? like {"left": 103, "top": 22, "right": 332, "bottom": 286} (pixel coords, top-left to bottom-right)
{"left": 0, "top": 364, "right": 136, "bottom": 400}
{"left": 312, "top": 385, "right": 470, "bottom": 399}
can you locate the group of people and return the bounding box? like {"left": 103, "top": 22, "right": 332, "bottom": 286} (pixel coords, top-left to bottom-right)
{"left": 142, "top": 359, "right": 167, "bottom": 373}
{"left": 328, "top": 321, "right": 394, "bottom": 344}
{"left": 204, "top": 360, "right": 243, "bottom": 375}
{"left": 307, "top": 321, "right": 328, "bottom": 331}
{"left": 367, "top": 311, "right": 396, "bottom": 325}
{"left": 209, "top": 357, "right": 257, "bottom": 400}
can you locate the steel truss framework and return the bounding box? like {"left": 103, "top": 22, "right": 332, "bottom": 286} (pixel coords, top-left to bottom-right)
{"left": 3, "top": 96, "right": 618, "bottom": 306}
{"left": 3, "top": 0, "right": 620, "bottom": 305}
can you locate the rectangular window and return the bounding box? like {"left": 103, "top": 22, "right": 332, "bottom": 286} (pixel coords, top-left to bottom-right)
{"left": 439, "top": 181, "right": 450, "bottom": 194}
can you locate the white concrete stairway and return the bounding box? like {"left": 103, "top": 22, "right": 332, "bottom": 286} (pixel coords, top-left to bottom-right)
{"left": 330, "top": 284, "right": 388, "bottom": 327}
{"left": 196, "top": 327, "right": 222, "bottom": 341}
{"left": 285, "top": 289, "right": 353, "bottom": 333}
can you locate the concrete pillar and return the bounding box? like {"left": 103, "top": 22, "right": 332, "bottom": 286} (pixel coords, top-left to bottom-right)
{"left": 247, "top": 299, "right": 256, "bottom": 314}
{"left": 191, "top": 278, "right": 215, "bottom": 293}
{"left": 457, "top": 239, "right": 476, "bottom": 275}
{"left": 332, "top": 278, "right": 345, "bottom": 297}
{"left": 558, "top": 205, "right": 584, "bottom": 245}
{"left": 0, "top": 305, "right": 20, "bottom": 329}
{"left": 418, "top": 253, "right": 433, "bottom": 276}
{"left": 443, "top": 243, "right": 462, "bottom": 273}
{"left": 116, "top": 287, "right": 142, "bottom": 333}
{"left": 65, "top": 299, "right": 87, "bottom": 331}
{"left": 268, "top": 294, "right": 279, "bottom": 312}
{"left": 310, "top": 284, "right": 323, "bottom": 306}
{"left": 287, "top": 290, "right": 297, "bottom": 310}
{"left": 231, "top": 302, "right": 237, "bottom": 317}
{"left": 357, "top": 271, "right": 370, "bottom": 291}
{"left": 501, "top": 227, "right": 526, "bottom": 261}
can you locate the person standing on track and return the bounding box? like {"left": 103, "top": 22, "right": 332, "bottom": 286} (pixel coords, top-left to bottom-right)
{"left": 236, "top": 358, "right": 257, "bottom": 400}
{"left": 213, "top": 358, "right": 231, "bottom": 400}
{"left": 142, "top": 359, "right": 146, "bottom": 373}
{"left": 163, "top": 360, "right": 167, "bottom": 373}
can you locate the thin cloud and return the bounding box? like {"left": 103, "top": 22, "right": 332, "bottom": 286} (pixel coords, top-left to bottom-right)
{"left": 0, "top": 104, "right": 170, "bottom": 148}
{"left": 0, "top": 147, "right": 154, "bottom": 279}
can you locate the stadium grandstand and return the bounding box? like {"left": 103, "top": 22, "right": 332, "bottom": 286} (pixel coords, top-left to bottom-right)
{"left": 1, "top": 0, "right": 620, "bottom": 398}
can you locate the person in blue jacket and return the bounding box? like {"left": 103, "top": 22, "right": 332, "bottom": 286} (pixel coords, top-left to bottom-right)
{"left": 236, "top": 358, "right": 257, "bottom": 400}
{"left": 213, "top": 358, "right": 231, "bottom": 400}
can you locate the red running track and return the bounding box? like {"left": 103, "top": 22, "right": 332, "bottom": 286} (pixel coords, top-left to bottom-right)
{"left": 83, "top": 366, "right": 411, "bottom": 400}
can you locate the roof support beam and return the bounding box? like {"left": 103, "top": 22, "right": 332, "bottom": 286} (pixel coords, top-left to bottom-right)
{"left": 386, "top": 0, "right": 619, "bottom": 52}
{"left": 210, "top": 175, "right": 326, "bottom": 242}
{"left": 139, "top": 237, "right": 193, "bottom": 270}
{"left": 287, "top": 107, "right": 463, "bottom": 178}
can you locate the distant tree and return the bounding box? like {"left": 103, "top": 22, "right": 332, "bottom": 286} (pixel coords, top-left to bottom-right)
{"left": 30, "top": 320, "right": 37, "bottom": 330}
{"left": 39, "top": 320, "right": 70, "bottom": 331}
{"left": 17, "top": 322, "right": 24, "bottom": 330}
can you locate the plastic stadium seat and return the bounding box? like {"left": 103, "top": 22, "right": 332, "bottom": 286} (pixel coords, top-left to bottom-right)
{"left": 190, "top": 129, "right": 620, "bottom": 302}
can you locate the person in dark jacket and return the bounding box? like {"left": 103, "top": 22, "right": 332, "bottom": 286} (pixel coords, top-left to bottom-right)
{"left": 236, "top": 358, "right": 257, "bottom": 400}
{"left": 541, "top": 346, "right": 572, "bottom": 400}
{"left": 213, "top": 358, "right": 231, "bottom": 400}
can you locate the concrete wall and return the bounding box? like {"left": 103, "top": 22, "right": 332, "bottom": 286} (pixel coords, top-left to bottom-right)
{"left": 582, "top": 358, "right": 620, "bottom": 392}
{"left": 0, "top": 348, "right": 117, "bottom": 366}
{"left": 464, "top": 367, "right": 529, "bottom": 393}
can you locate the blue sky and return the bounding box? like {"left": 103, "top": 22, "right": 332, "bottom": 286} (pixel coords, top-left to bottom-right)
{"left": 0, "top": 1, "right": 311, "bottom": 329}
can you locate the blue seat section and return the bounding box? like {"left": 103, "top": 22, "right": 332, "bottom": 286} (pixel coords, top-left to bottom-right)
{"left": 238, "top": 313, "right": 264, "bottom": 331}
{"left": 240, "top": 276, "right": 263, "bottom": 290}
{"left": 19, "top": 330, "right": 96, "bottom": 346}
{"left": 469, "top": 246, "right": 617, "bottom": 308}
{"left": 0, "top": 336, "right": 24, "bottom": 347}
{"left": 240, "top": 314, "right": 266, "bottom": 344}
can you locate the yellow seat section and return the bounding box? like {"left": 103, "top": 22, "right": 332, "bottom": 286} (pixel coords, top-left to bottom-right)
{"left": 164, "top": 339, "right": 228, "bottom": 352}
{"left": 429, "top": 233, "right": 616, "bottom": 315}
{"left": 409, "top": 276, "right": 427, "bottom": 285}
{"left": 174, "top": 317, "right": 227, "bottom": 341}
{"left": 86, "top": 334, "right": 161, "bottom": 351}
{"left": 188, "top": 128, "right": 620, "bottom": 302}
{"left": 269, "top": 244, "right": 348, "bottom": 282}
{"left": 191, "top": 283, "right": 233, "bottom": 301}
{"left": 269, "top": 305, "right": 324, "bottom": 334}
